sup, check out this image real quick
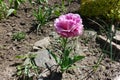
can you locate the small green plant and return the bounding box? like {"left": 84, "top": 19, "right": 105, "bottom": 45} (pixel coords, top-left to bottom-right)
{"left": 9, "top": 0, "right": 26, "bottom": 10}
{"left": 16, "top": 54, "right": 39, "bottom": 80}
{"left": 0, "top": 0, "right": 15, "bottom": 19}
{"left": 67, "top": 0, "right": 72, "bottom": 5}
{"left": 12, "top": 32, "right": 26, "bottom": 41}
{"left": 53, "top": 5, "right": 61, "bottom": 17}
{"left": 0, "top": 0, "right": 9, "bottom": 19}
{"left": 33, "top": 5, "right": 52, "bottom": 31}
{"left": 36, "top": 0, "right": 48, "bottom": 4}
{"left": 61, "top": 0, "right": 66, "bottom": 13}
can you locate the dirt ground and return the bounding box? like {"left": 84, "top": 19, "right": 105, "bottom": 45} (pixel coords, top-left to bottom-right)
{"left": 0, "top": 0, "right": 120, "bottom": 80}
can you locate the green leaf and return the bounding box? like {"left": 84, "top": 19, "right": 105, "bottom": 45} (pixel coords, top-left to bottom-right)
{"left": 64, "top": 47, "right": 72, "bottom": 57}
{"left": 17, "top": 65, "right": 23, "bottom": 70}
{"left": 28, "top": 0, "right": 33, "bottom": 4}
{"left": 54, "top": 8, "right": 61, "bottom": 16}
{"left": 24, "top": 65, "right": 29, "bottom": 75}
{"left": 16, "top": 55, "right": 26, "bottom": 59}
{"left": 7, "top": 9, "right": 15, "bottom": 17}
{"left": 28, "top": 54, "right": 37, "bottom": 59}
{"left": 60, "top": 57, "right": 72, "bottom": 72}
{"left": 72, "top": 55, "right": 85, "bottom": 63}
{"left": 17, "top": 70, "right": 22, "bottom": 76}
{"left": 9, "top": 0, "right": 13, "bottom": 6}
{"left": 47, "top": 49, "right": 58, "bottom": 63}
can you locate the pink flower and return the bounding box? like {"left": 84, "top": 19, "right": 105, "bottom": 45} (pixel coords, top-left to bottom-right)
{"left": 54, "top": 13, "right": 83, "bottom": 38}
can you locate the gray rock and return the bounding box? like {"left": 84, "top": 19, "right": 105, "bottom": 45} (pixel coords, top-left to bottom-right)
{"left": 113, "top": 30, "right": 120, "bottom": 43}
{"left": 27, "top": 50, "right": 57, "bottom": 68}
{"left": 33, "top": 37, "right": 50, "bottom": 50}
{"left": 35, "top": 50, "right": 57, "bottom": 68}
{"left": 38, "top": 69, "right": 50, "bottom": 80}
{"left": 49, "top": 31, "right": 59, "bottom": 39}
{"left": 113, "top": 75, "right": 120, "bottom": 80}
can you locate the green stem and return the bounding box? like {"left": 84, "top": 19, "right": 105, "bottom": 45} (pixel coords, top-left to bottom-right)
{"left": 60, "top": 37, "right": 68, "bottom": 72}
{"left": 110, "top": 30, "right": 113, "bottom": 59}
{"left": 93, "top": 53, "right": 104, "bottom": 71}
{"left": 61, "top": 37, "right": 68, "bottom": 50}
{"left": 62, "top": 0, "right": 65, "bottom": 12}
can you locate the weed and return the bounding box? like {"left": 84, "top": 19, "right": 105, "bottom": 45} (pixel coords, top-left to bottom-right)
{"left": 12, "top": 32, "right": 26, "bottom": 41}
{"left": 16, "top": 54, "right": 39, "bottom": 80}
{"left": 9, "top": 0, "right": 26, "bottom": 10}
{"left": 33, "top": 5, "right": 52, "bottom": 31}
{"left": 0, "top": 0, "right": 15, "bottom": 19}
{"left": 53, "top": 5, "right": 61, "bottom": 17}
{"left": 0, "top": 0, "right": 8, "bottom": 19}
{"left": 36, "top": 0, "right": 48, "bottom": 4}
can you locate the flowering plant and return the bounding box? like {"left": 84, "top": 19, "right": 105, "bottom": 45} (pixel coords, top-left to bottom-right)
{"left": 54, "top": 13, "right": 83, "bottom": 38}
{"left": 48, "top": 13, "right": 84, "bottom": 73}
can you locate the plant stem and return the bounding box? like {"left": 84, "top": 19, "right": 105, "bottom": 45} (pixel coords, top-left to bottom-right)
{"left": 62, "top": 37, "right": 68, "bottom": 51}
{"left": 110, "top": 35, "right": 113, "bottom": 59}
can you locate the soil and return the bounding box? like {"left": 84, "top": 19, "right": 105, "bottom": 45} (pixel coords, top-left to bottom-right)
{"left": 0, "top": 0, "right": 120, "bottom": 80}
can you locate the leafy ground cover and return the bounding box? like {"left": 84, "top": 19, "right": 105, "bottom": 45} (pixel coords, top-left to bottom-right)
{"left": 0, "top": 0, "right": 120, "bottom": 80}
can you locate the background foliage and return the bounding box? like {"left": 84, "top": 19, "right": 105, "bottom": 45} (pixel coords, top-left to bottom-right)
{"left": 80, "top": 0, "right": 120, "bottom": 20}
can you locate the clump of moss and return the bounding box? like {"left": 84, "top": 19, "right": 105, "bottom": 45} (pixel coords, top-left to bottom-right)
{"left": 80, "top": 0, "right": 120, "bottom": 20}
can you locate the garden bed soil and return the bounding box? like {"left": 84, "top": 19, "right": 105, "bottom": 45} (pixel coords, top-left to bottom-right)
{"left": 0, "top": 0, "right": 120, "bottom": 80}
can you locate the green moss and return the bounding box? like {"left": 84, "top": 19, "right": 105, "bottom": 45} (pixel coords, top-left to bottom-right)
{"left": 80, "top": 0, "right": 120, "bottom": 20}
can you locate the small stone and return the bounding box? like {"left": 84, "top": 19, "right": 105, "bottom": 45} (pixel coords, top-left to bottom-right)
{"left": 7, "top": 32, "right": 12, "bottom": 36}
{"left": 20, "top": 22, "right": 25, "bottom": 25}
{"left": 33, "top": 46, "right": 40, "bottom": 50}
{"left": 83, "top": 47, "right": 89, "bottom": 52}
{"left": 49, "top": 24, "right": 53, "bottom": 27}
{"left": 27, "top": 14, "right": 32, "bottom": 18}
{"left": 26, "top": 50, "right": 57, "bottom": 68}
{"left": 39, "top": 69, "right": 50, "bottom": 78}
{"left": 113, "top": 75, "right": 120, "bottom": 80}
{"left": 34, "top": 50, "right": 57, "bottom": 68}
{"left": 33, "top": 37, "right": 50, "bottom": 50}
{"left": 49, "top": 32, "right": 59, "bottom": 39}
{"left": 113, "top": 30, "right": 120, "bottom": 43}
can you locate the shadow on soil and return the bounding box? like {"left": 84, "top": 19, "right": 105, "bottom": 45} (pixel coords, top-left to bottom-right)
{"left": 96, "top": 37, "right": 120, "bottom": 61}
{"left": 41, "top": 71, "right": 62, "bottom": 80}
